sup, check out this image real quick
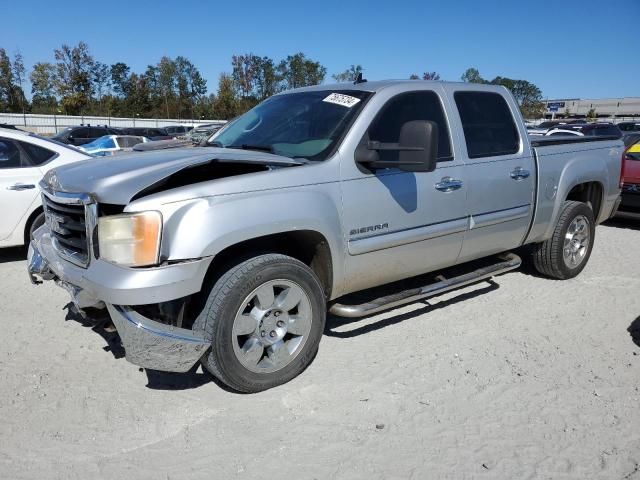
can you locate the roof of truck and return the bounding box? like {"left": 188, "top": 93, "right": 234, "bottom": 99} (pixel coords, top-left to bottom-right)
{"left": 286, "top": 79, "right": 462, "bottom": 93}
{"left": 285, "top": 79, "right": 509, "bottom": 96}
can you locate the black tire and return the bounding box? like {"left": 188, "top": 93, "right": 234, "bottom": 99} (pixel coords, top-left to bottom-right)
{"left": 26, "top": 211, "right": 45, "bottom": 244}
{"left": 194, "top": 254, "right": 326, "bottom": 393}
{"left": 531, "top": 200, "right": 595, "bottom": 279}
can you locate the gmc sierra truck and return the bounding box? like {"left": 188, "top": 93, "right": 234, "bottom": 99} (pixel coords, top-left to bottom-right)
{"left": 28, "top": 80, "right": 624, "bottom": 392}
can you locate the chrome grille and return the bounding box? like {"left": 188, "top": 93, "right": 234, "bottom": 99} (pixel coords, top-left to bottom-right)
{"left": 42, "top": 193, "right": 92, "bottom": 267}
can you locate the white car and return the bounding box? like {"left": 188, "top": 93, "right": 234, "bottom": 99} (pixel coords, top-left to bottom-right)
{"left": 79, "top": 135, "right": 149, "bottom": 156}
{"left": 544, "top": 128, "right": 584, "bottom": 137}
{"left": 0, "top": 128, "right": 90, "bottom": 248}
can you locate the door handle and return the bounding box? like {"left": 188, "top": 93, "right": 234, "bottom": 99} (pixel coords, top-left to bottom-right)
{"left": 510, "top": 167, "right": 530, "bottom": 180}
{"left": 7, "top": 183, "right": 36, "bottom": 191}
{"left": 435, "top": 177, "right": 463, "bottom": 192}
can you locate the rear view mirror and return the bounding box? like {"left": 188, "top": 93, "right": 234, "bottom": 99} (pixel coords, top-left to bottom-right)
{"left": 355, "top": 120, "right": 439, "bottom": 173}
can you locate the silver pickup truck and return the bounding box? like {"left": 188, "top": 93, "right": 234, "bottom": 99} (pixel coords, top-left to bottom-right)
{"left": 28, "top": 80, "right": 624, "bottom": 392}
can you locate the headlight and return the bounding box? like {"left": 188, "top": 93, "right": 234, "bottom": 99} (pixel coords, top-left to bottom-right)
{"left": 98, "top": 211, "right": 162, "bottom": 267}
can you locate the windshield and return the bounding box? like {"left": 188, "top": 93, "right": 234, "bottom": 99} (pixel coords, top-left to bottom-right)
{"left": 82, "top": 136, "right": 115, "bottom": 150}
{"left": 210, "top": 90, "right": 372, "bottom": 160}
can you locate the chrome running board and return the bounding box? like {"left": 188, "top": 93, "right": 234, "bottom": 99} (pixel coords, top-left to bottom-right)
{"left": 329, "top": 253, "right": 522, "bottom": 318}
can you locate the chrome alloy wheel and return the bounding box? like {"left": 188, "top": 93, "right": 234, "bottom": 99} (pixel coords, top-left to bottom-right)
{"left": 232, "top": 279, "right": 313, "bottom": 373}
{"left": 563, "top": 214, "right": 590, "bottom": 268}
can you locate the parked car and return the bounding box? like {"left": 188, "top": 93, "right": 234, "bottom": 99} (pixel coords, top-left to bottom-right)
{"left": 544, "top": 128, "right": 584, "bottom": 137}
{"left": 29, "top": 80, "right": 623, "bottom": 392}
{"left": 617, "top": 121, "right": 640, "bottom": 132}
{"left": 118, "top": 127, "right": 173, "bottom": 141}
{"left": 164, "top": 125, "right": 192, "bottom": 136}
{"left": 0, "top": 129, "right": 90, "bottom": 248}
{"left": 52, "top": 125, "right": 121, "bottom": 146}
{"left": 0, "top": 123, "right": 24, "bottom": 131}
{"left": 527, "top": 120, "right": 586, "bottom": 136}
{"left": 183, "top": 123, "right": 223, "bottom": 144}
{"left": 546, "top": 123, "right": 622, "bottom": 138}
{"left": 620, "top": 137, "right": 640, "bottom": 213}
{"left": 78, "top": 135, "right": 149, "bottom": 156}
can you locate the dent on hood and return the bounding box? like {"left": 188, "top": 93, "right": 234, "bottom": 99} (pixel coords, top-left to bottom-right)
{"left": 130, "top": 161, "right": 273, "bottom": 201}
{"left": 42, "top": 149, "right": 305, "bottom": 205}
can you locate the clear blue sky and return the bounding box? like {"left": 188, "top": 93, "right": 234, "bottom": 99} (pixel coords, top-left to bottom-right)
{"left": 1, "top": 0, "right": 637, "bottom": 100}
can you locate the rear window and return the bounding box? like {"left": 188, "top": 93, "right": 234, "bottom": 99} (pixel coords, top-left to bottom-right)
{"left": 18, "top": 141, "right": 56, "bottom": 165}
{"left": 454, "top": 91, "right": 520, "bottom": 158}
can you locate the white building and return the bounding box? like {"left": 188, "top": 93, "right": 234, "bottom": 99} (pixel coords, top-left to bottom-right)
{"left": 544, "top": 97, "right": 640, "bottom": 119}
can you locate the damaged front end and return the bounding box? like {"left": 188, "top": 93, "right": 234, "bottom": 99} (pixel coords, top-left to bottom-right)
{"left": 29, "top": 233, "right": 210, "bottom": 372}
{"left": 28, "top": 194, "right": 212, "bottom": 373}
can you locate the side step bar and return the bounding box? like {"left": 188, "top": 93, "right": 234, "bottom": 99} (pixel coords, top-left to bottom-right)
{"left": 329, "top": 253, "right": 522, "bottom": 318}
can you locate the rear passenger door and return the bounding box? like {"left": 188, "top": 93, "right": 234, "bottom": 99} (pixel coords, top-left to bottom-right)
{"left": 445, "top": 87, "right": 535, "bottom": 262}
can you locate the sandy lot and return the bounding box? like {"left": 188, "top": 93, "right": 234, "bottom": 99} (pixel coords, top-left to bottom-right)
{"left": 0, "top": 218, "right": 639, "bottom": 479}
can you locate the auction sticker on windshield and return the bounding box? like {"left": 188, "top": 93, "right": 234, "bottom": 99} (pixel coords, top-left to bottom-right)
{"left": 323, "top": 93, "right": 361, "bottom": 108}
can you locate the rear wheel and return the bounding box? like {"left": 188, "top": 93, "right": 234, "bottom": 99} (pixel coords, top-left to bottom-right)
{"left": 531, "top": 200, "right": 595, "bottom": 279}
{"left": 194, "top": 254, "right": 326, "bottom": 393}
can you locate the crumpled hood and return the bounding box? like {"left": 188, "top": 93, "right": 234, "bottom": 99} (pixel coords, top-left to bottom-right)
{"left": 42, "top": 147, "right": 303, "bottom": 204}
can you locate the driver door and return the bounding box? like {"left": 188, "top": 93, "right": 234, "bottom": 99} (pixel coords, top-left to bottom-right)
{"left": 340, "top": 88, "right": 467, "bottom": 295}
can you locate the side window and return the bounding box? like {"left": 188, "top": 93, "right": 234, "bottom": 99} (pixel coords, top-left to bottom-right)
{"left": 17, "top": 141, "right": 56, "bottom": 166}
{"left": 73, "top": 127, "right": 91, "bottom": 139}
{"left": 90, "top": 127, "right": 107, "bottom": 138}
{"left": 454, "top": 91, "right": 520, "bottom": 158}
{"left": 0, "top": 139, "right": 21, "bottom": 168}
{"left": 367, "top": 91, "right": 453, "bottom": 162}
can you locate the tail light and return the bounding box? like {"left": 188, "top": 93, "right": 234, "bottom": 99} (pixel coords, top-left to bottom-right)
{"left": 620, "top": 147, "right": 629, "bottom": 189}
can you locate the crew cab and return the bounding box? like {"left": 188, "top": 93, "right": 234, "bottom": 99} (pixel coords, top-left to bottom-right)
{"left": 28, "top": 80, "right": 624, "bottom": 392}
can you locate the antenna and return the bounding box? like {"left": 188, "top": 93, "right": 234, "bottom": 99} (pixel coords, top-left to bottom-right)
{"left": 353, "top": 73, "right": 367, "bottom": 85}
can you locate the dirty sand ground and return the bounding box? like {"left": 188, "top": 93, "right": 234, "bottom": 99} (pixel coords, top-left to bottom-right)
{"left": 0, "top": 218, "right": 639, "bottom": 479}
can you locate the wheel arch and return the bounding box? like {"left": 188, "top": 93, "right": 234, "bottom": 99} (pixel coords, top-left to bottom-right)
{"left": 200, "top": 230, "right": 335, "bottom": 301}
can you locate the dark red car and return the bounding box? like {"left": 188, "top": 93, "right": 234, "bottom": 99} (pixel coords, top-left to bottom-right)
{"left": 620, "top": 135, "right": 640, "bottom": 213}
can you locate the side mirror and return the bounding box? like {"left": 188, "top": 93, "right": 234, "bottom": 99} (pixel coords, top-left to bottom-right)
{"left": 355, "top": 120, "right": 439, "bottom": 173}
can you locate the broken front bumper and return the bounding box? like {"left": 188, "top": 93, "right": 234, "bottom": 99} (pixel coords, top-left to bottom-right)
{"left": 28, "top": 228, "right": 211, "bottom": 373}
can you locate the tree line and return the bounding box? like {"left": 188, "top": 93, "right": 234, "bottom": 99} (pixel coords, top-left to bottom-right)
{"left": 0, "top": 43, "right": 545, "bottom": 120}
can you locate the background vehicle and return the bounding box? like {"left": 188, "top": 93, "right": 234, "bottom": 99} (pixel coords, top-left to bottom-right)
{"left": 0, "top": 129, "right": 90, "bottom": 248}
{"left": 29, "top": 81, "right": 623, "bottom": 393}
{"left": 164, "top": 125, "right": 192, "bottom": 136}
{"left": 620, "top": 137, "right": 640, "bottom": 213}
{"left": 52, "top": 125, "right": 120, "bottom": 146}
{"left": 550, "top": 122, "right": 622, "bottom": 137}
{"left": 78, "top": 135, "right": 149, "bottom": 156}
{"left": 118, "top": 127, "right": 173, "bottom": 141}
{"left": 618, "top": 121, "right": 640, "bottom": 132}
{"left": 544, "top": 128, "right": 584, "bottom": 137}
{"left": 183, "top": 123, "right": 223, "bottom": 144}
{"left": 0, "top": 123, "right": 24, "bottom": 131}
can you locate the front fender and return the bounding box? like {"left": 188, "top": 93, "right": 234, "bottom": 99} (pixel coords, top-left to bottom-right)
{"left": 161, "top": 186, "right": 346, "bottom": 296}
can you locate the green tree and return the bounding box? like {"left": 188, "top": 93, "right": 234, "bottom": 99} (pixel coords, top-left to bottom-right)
{"left": 278, "top": 53, "right": 326, "bottom": 89}
{"left": 490, "top": 76, "right": 544, "bottom": 119}
{"left": 409, "top": 71, "right": 441, "bottom": 80}
{"left": 53, "top": 42, "right": 94, "bottom": 114}
{"left": 91, "top": 61, "right": 110, "bottom": 115}
{"left": 586, "top": 108, "right": 597, "bottom": 120}
{"left": 175, "top": 56, "right": 207, "bottom": 119}
{"left": 332, "top": 65, "right": 363, "bottom": 82}
{"left": 110, "top": 62, "right": 130, "bottom": 98}
{"left": 461, "top": 67, "right": 485, "bottom": 83}
{"left": 158, "top": 56, "right": 176, "bottom": 118}
{"left": 254, "top": 56, "right": 281, "bottom": 100}
{"left": 213, "top": 73, "right": 239, "bottom": 120}
{"left": 12, "top": 52, "right": 27, "bottom": 115}
{"left": 30, "top": 62, "right": 57, "bottom": 112}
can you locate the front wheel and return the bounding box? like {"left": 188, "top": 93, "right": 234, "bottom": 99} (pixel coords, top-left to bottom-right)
{"left": 194, "top": 254, "right": 326, "bottom": 393}
{"left": 530, "top": 200, "right": 595, "bottom": 279}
